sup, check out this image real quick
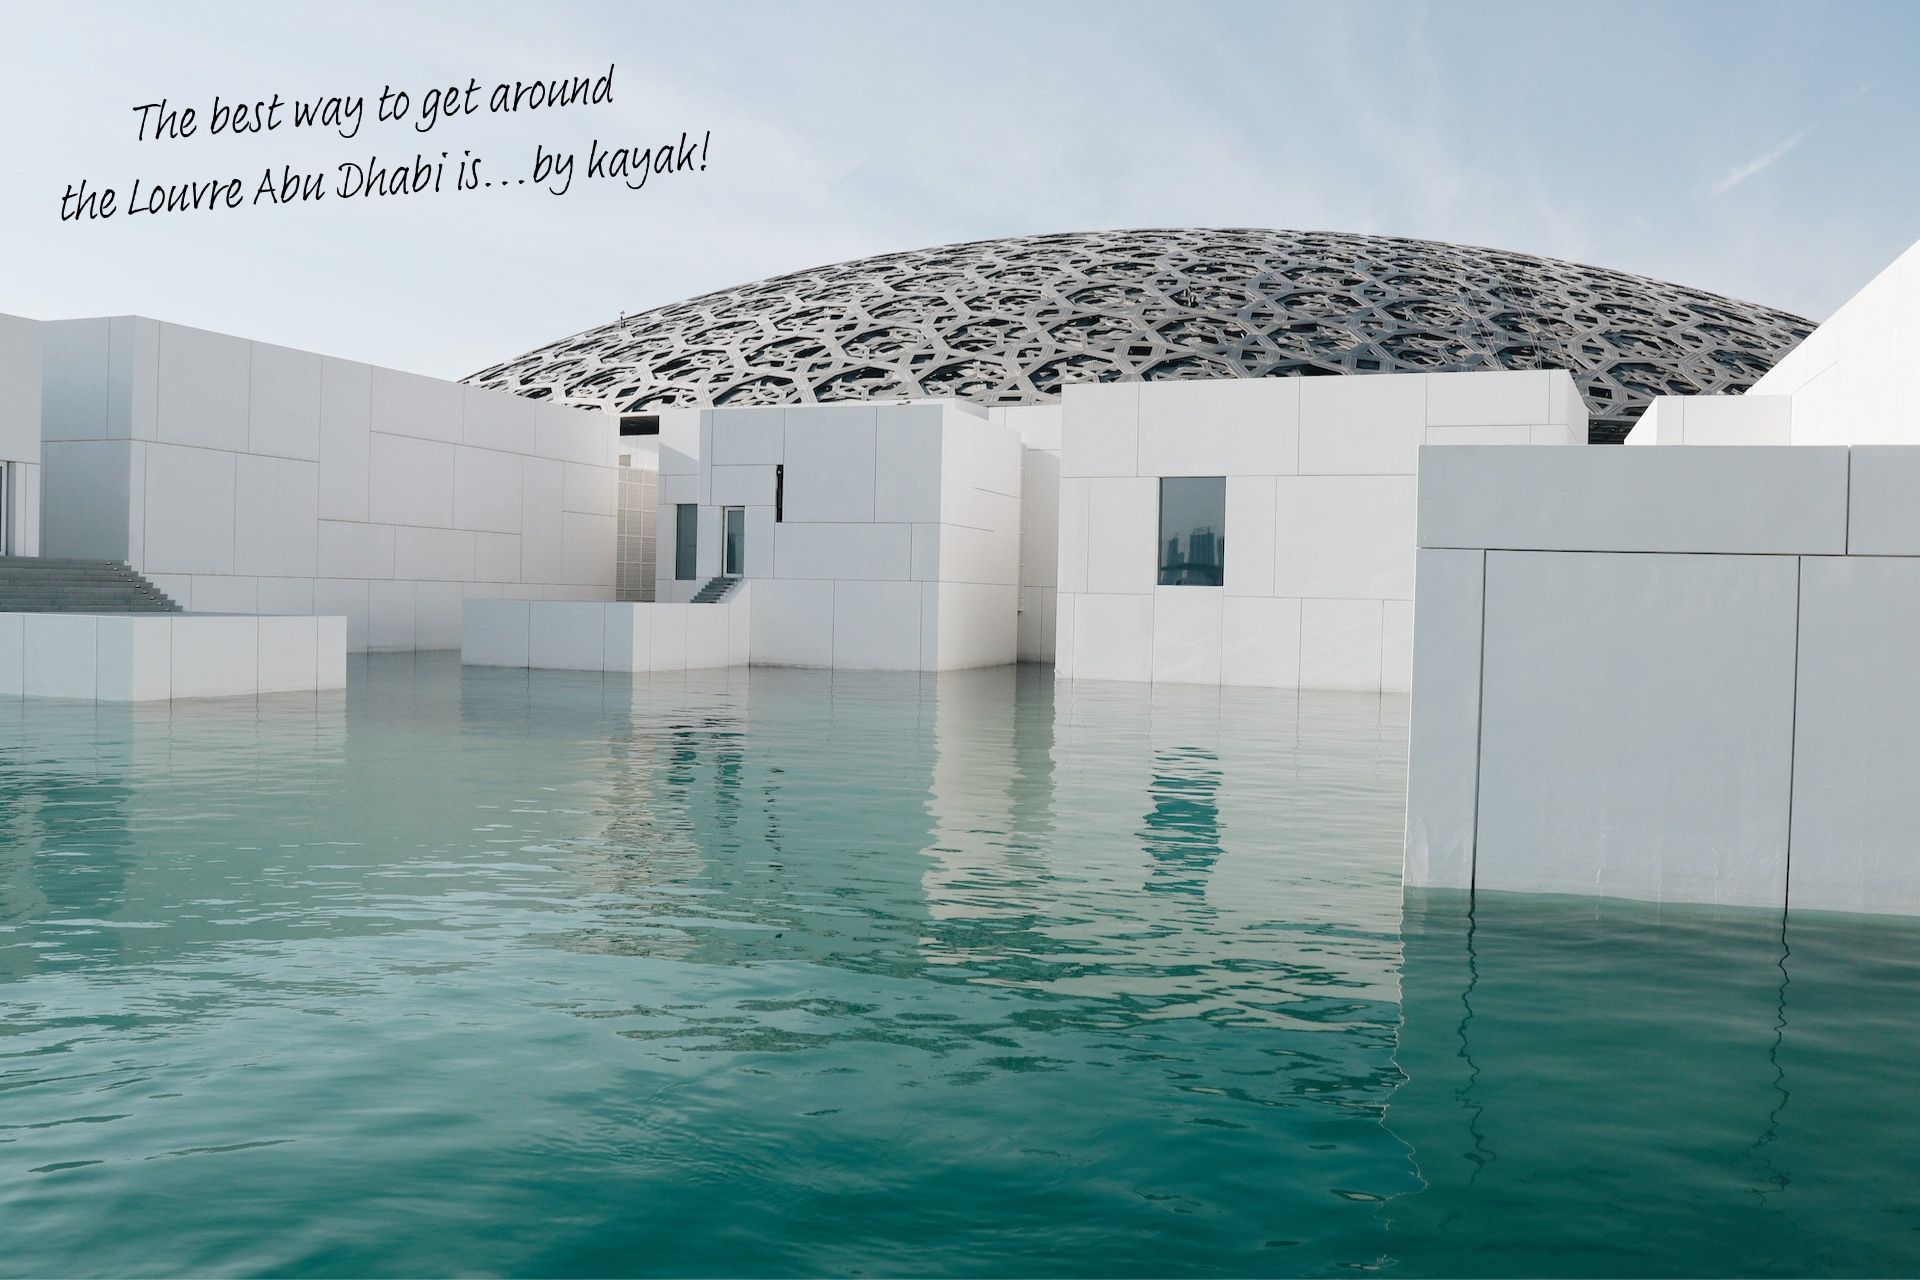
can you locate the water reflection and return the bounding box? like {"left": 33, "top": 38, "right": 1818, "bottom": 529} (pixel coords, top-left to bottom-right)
{"left": 1385, "top": 891, "right": 1920, "bottom": 1276}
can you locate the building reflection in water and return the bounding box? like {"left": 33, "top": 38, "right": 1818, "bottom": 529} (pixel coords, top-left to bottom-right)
{"left": 1382, "top": 890, "right": 1920, "bottom": 1276}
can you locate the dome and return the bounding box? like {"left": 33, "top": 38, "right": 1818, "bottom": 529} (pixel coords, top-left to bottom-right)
{"left": 467, "top": 228, "right": 1815, "bottom": 444}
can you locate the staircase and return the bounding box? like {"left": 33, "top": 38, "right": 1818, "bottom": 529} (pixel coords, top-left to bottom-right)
{"left": 0, "top": 557, "right": 184, "bottom": 613}
{"left": 690, "top": 576, "right": 739, "bottom": 604}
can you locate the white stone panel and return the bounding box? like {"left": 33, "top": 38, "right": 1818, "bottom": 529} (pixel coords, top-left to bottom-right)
{"left": 1403, "top": 550, "right": 1482, "bottom": 890}
{"left": 257, "top": 577, "right": 315, "bottom": 615}
{"left": 1474, "top": 550, "right": 1798, "bottom": 908}
{"left": 368, "top": 434, "right": 454, "bottom": 529}
{"left": 367, "top": 579, "right": 417, "bottom": 651}
{"left": 1070, "top": 593, "right": 1155, "bottom": 681}
{"left": 874, "top": 410, "right": 943, "bottom": 523}
{"left": 396, "top": 527, "right": 475, "bottom": 581}
{"left": 170, "top": 616, "right": 258, "bottom": 700}
{"left": 246, "top": 342, "right": 323, "bottom": 461}
{"left": 1224, "top": 475, "right": 1276, "bottom": 596}
{"left": 1381, "top": 598, "right": 1413, "bottom": 692}
{"left": 0, "top": 614, "right": 21, "bottom": 696}
{"left": 649, "top": 604, "right": 688, "bottom": 670}
{"left": 563, "top": 512, "right": 616, "bottom": 586}
{"left": 95, "top": 616, "right": 172, "bottom": 702}
{"left": 318, "top": 357, "right": 372, "bottom": 521}
{"left": 830, "top": 580, "right": 923, "bottom": 670}
{"left": 710, "top": 464, "right": 776, "bottom": 508}
{"left": 534, "top": 403, "right": 614, "bottom": 466}
{"left": 1151, "top": 587, "right": 1223, "bottom": 684}
{"left": 143, "top": 445, "right": 236, "bottom": 576}
{"left": 1425, "top": 370, "right": 1551, "bottom": 426}
{"left": 1298, "top": 373, "right": 1426, "bottom": 474}
{"left": 453, "top": 447, "right": 523, "bottom": 534}
{"left": 563, "top": 462, "right": 617, "bottom": 516}
{"left": 520, "top": 457, "right": 565, "bottom": 583}
{"left": 1060, "top": 382, "right": 1140, "bottom": 479}
{"left": 257, "top": 616, "right": 320, "bottom": 693}
{"left": 748, "top": 579, "right": 834, "bottom": 667}
{"left": 315, "top": 578, "right": 371, "bottom": 652}
{"left": 463, "top": 599, "right": 531, "bottom": 666}
{"left": 234, "top": 454, "right": 319, "bottom": 578}
{"left": 1274, "top": 475, "right": 1416, "bottom": 601}
{"left": 1846, "top": 447, "right": 1920, "bottom": 555}
{"left": 24, "top": 615, "right": 96, "bottom": 698}
{"left": 529, "top": 600, "right": 605, "bottom": 670}
{"left": 709, "top": 407, "right": 785, "bottom": 465}
{"left": 1417, "top": 445, "right": 1849, "bottom": 555}
{"left": 931, "top": 581, "right": 1017, "bottom": 670}
{"left": 371, "top": 366, "right": 464, "bottom": 443}
{"left": 317, "top": 521, "right": 395, "bottom": 579}
{"left": 317, "top": 617, "right": 347, "bottom": 687}
{"left": 39, "top": 319, "right": 110, "bottom": 443}
{"left": 1220, "top": 595, "right": 1301, "bottom": 688}
{"left": 475, "top": 532, "right": 521, "bottom": 582}
{"left": 775, "top": 522, "right": 911, "bottom": 581}
{"left": 784, "top": 406, "right": 878, "bottom": 523}
{"left": 41, "top": 440, "right": 132, "bottom": 560}
{"left": 1789, "top": 556, "right": 1920, "bottom": 915}
{"left": 1298, "top": 598, "right": 1383, "bottom": 691}
{"left": 191, "top": 575, "right": 258, "bottom": 613}
{"left": 414, "top": 581, "right": 464, "bottom": 649}
{"left": 462, "top": 386, "right": 537, "bottom": 453}
{"left": 1056, "top": 478, "right": 1090, "bottom": 594}
{"left": 156, "top": 324, "right": 249, "bottom": 451}
{"left": 1136, "top": 378, "right": 1297, "bottom": 476}
{"left": 685, "top": 600, "right": 731, "bottom": 669}
{"left": 1424, "top": 424, "right": 1533, "bottom": 446}
{"left": 1084, "top": 477, "right": 1157, "bottom": 595}
{"left": 744, "top": 507, "right": 776, "bottom": 578}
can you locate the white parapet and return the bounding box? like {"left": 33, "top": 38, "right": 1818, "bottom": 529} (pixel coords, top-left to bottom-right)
{"left": 0, "top": 612, "right": 347, "bottom": 701}
{"left": 1405, "top": 442, "right": 1920, "bottom": 918}
{"left": 461, "top": 587, "right": 751, "bottom": 673}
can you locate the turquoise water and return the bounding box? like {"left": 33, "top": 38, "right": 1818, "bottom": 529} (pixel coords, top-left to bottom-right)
{"left": 3, "top": 656, "right": 1919, "bottom": 1277}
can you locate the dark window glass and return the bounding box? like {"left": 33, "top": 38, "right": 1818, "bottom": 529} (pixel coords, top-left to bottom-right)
{"left": 1158, "top": 477, "right": 1225, "bottom": 586}
{"left": 619, "top": 415, "right": 660, "bottom": 437}
{"left": 674, "top": 504, "right": 698, "bottom": 580}
{"left": 774, "top": 463, "right": 784, "bottom": 522}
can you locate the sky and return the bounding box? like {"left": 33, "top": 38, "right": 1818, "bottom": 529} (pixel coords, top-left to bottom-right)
{"left": 2, "top": 0, "right": 1916, "bottom": 381}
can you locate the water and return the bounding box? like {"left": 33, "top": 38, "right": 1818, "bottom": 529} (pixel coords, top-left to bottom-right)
{"left": 3, "top": 656, "right": 1918, "bottom": 1277}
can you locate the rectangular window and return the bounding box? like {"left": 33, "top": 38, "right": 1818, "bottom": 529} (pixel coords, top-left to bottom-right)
{"left": 774, "top": 463, "right": 784, "bottom": 522}
{"left": 619, "top": 414, "right": 660, "bottom": 437}
{"left": 674, "top": 504, "right": 698, "bottom": 580}
{"left": 1158, "top": 477, "right": 1226, "bottom": 586}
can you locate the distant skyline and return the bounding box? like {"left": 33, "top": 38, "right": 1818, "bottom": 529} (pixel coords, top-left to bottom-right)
{"left": 4, "top": 0, "right": 1916, "bottom": 382}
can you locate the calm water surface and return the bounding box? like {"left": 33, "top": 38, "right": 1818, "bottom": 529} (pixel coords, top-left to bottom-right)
{"left": 3, "top": 656, "right": 1918, "bottom": 1277}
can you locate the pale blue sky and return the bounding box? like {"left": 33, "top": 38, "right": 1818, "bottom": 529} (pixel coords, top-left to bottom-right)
{"left": 3, "top": 0, "right": 1915, "bottom": 380}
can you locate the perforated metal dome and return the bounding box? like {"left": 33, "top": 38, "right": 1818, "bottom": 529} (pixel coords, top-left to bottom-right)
{"left": 468, "top": 229, "right": 1814, "bottom": 444}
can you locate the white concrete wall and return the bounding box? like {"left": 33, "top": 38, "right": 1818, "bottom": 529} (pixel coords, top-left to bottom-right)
{"left": 0, "top": 611, "right": 345, "bottom": 701}
{"left": 1406, "top": 442, "right": 1920, "bottom": 917}
{"left": 656, "top": 400, "right": 1022, "bottom": 670}
{"left": 461, "top": 590, "right": 750, "bottom": 673}
{"left": 0, "top": 313, "right": 43, "bottom": 556}
{"left": 39, "top": 317, "right": 617, "bottom": 650}
{"left": 1626, "top": 394, "right": 1793, "bottom": 446}
{"left": 1750, "top": 236, "right": 1920, "bottom": 446}
{"left": 1055, "top": 371, "right": 1586, "bottom": 691}
{"left": 990, "top": 403, "right": 1062, "bottom": 663}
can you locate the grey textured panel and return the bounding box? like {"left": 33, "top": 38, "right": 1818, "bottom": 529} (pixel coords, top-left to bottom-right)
{"left": 468, "top": 229, "right": 1814, "bottom": 445}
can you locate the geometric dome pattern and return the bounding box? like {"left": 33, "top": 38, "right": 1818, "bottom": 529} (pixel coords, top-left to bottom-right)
{"left": 467, "top": 228, "right": 1815, "bottom": 444}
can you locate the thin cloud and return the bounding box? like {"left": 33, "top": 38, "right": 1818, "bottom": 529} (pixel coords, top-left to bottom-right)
{"left": 1711, "top": 81, "right": 1873, "bottom": 197}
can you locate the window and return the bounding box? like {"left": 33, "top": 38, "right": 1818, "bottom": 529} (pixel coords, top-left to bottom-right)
{"left": 1158, "top": 477, "right": 1225, "bottom": 586}
{"left": 774, "top": 463, "right": 784, "bottom": 522}
{"left": 674, "top": 504, "right": 698, "bottom": 580}
{"left": 723, "top": 507, "right": 745, "bottom": 576}
{"left": 619, "top": 414, "right": 660, "bottom": 437}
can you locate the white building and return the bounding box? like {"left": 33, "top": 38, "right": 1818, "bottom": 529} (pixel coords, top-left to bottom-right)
{"left": 0, "top": 313, "right": 42, "bottom": 557}
{"left": 1405, "top": 236, "right": 1920, "bottom": 918}
{"left": 38, "top": 316, "right": 618, "bottom": 651}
